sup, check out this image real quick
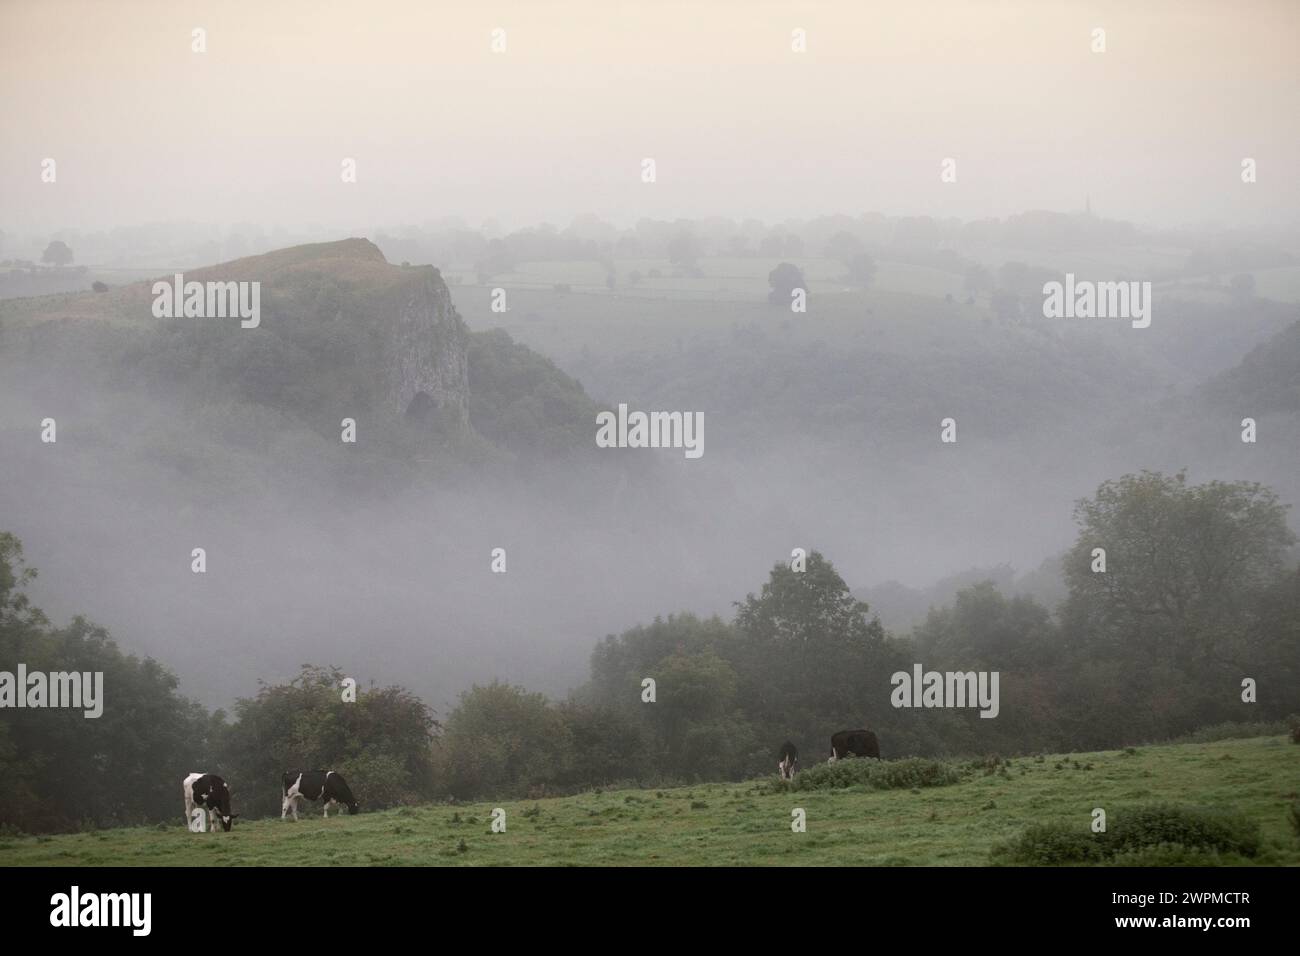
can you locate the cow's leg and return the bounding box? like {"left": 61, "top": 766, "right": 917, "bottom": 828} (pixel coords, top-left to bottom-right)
{"left": 291, "top": 796, "right": 300, "bottom": 821}
{"left": 281, "top": 793, "right": 291, "bottom": 820}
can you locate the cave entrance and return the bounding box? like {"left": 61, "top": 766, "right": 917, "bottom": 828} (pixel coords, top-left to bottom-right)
{"left": 405, "top": 391, "right": 438, "bottom": 422}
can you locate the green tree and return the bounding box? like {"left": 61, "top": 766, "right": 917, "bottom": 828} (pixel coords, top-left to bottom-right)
{"left": 1064, "top": 471, "right": 1293, "bottom": 661}
{"left": 1061, "top": 471, "right": 1296, "bottom": 738}
{"left": 217, "top": 664, "right": 437, "bottom": 817}
{"left": 732, "top": 551, "right": 899, "bottom": 760}
{"left": 435, "top": 681, "right": 573, "bottom": 798}
{"left": 0, "top": 533, "right": 209, "bottom": 832}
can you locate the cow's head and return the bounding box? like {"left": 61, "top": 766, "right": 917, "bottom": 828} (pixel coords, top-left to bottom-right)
{"left": 346, "top": 800, "right": 359, "bottom": 815}
{"left": 213, "top": 783, "right": 237, "bottom": 831}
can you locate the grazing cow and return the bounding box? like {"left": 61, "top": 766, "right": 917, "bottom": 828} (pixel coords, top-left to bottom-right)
{"left": 777, "top": 741, "right": 798, "bottom": 780}
{"left": 282, "top": 770, "right": 359, "bottom": 820}
{"left": 828, "top": 729, "right": 880, "bottom": 762}
{"left": 182, "top": 772, "right": 236, "bottom": 832}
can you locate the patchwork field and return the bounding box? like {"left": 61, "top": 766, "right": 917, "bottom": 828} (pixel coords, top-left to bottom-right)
{"left": 2, "top": 736, "right": 1295, "bottom": 867}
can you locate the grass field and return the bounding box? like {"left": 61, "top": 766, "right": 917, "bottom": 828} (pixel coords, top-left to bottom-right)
{"left": 1, "top": 736, "right": 1295, "bottom": 867}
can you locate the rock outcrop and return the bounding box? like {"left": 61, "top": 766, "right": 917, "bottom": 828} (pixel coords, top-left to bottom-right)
{"left": 186, "top": 237, "right": 470, "bottom": 424}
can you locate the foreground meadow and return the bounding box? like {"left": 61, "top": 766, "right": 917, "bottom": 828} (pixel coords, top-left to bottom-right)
{"left": 2, "top": 736, "right": 1295, "bottom": 867}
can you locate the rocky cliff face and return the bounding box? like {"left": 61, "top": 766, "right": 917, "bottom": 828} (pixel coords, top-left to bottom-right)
{"left": 189, "top": 237, "right": 470, "bottom": 425}
{"left": 377, "top": 262, "right": 469, "bottom": 424}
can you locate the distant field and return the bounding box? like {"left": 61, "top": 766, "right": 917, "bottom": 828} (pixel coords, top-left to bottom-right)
{"left": 1249, "top": 264, "right": 1300, "bottom": 303}
{"left": 2, "top": 736, "right": 1294, "bottom": 867}
{"left": 960, "top": 244, "right": 1192, "bottom": 280}
{"left": 451, "top": 256, "right": 963, "bottom": 301}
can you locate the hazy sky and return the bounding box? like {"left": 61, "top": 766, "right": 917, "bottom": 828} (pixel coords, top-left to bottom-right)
{"left": 2, "top": 0, "right": 1297, "bottom": 234}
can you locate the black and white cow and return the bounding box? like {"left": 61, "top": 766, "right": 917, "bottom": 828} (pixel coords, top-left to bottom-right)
{"left": 282, "top": 770, "right": 359, "bottom": 820}
{"left": 828, "top": 729, "right": 880, "bottom": 761}
{"left": 182, "top": 772, "right": 237, "bottom": 832}
{"left": 777, "top": 741, "right": 798, "bottom": 780}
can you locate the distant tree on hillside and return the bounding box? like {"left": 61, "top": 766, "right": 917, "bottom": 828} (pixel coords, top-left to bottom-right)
{"left": 41, "top": 240, "right": 73, "bottom": 267}
{"left": 768, "top": 262, "right": 806, "bottom": 305}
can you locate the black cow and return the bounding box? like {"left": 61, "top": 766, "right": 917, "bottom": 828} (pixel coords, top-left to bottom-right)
{"left": 182, "top": 772, "right": 237, "bottom": 832}
{"left": 829, "top": 729, "right": 880, "bottom": 761}
{"left": 777, "top": 741, "right": 798, "bottom": 780}
{"left": 282, "top": 770, "right": 359, "bottom": 820}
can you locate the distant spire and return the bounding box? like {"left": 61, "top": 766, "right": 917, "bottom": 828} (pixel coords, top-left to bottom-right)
{"left": 1085, "top": 194, "right": 1092, "bottom": 216}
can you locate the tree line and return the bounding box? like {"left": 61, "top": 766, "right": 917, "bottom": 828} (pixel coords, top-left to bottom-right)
{"left": 2, "top": 470, "right": 1296, "bottom": 832}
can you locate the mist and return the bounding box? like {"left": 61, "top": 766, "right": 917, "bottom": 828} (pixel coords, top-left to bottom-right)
{"left": 2, "top": 0, "right": 1298, "bottom": 715}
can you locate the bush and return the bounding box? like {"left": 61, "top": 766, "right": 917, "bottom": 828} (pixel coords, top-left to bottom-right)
{"left": 993, "top": 804, "right": 1261, "bottom": 865}
{"left": 991, "top": 823, "right": 1103, "bottom": 865}
{"left": 1106, "top": 804, "right": 1260, "bottom": 858}
{"left": 970, "top": 754, "right": 1004, "bottom": 775}
{"left": 778, "top": 757, "right": 962, "bottom": 793}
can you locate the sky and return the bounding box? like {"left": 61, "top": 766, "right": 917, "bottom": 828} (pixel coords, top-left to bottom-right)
{"left": 2, "top": 0, "right": 1298, "bottom": 234}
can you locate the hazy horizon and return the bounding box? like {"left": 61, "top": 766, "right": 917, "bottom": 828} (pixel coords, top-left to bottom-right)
{"left": 4, "top": 0, "right": 1299, "bottom": 235}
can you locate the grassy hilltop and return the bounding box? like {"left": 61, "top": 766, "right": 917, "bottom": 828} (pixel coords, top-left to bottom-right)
{"left": 2, "top": 736, "right": 1295, "bottom": 867}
